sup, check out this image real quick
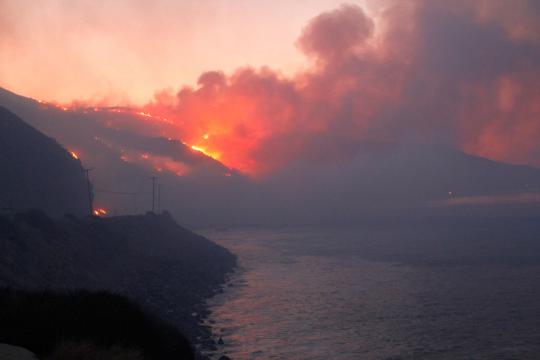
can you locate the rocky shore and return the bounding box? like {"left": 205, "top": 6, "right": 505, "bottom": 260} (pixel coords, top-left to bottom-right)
{"left": 0, "top": 210, "right": 236, "bottom": 358}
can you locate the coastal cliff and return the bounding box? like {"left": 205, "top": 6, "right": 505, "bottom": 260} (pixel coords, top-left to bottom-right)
{"left": 0, "top": 210, "right": 236, "bottom": 358}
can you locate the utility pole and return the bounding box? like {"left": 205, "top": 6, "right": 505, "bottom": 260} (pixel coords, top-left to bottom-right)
{"left": 150, "top": 176, "right": 157, "bottom": 213}
{"left": 84, "top": 168, "right": 94, "bottom": 216}
{"left": 157, "top": 184, "right": 161, "bottom": 213}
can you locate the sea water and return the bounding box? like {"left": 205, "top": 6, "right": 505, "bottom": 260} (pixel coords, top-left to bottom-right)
{"left": 201, "top": 223, "right": 540, "bottom": 359}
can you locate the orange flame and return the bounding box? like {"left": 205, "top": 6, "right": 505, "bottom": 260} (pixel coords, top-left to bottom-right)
{"left": 93, "top": 208, "right": 108, "bottom": 216}
{"left": 69, "top": 150, "right": 80, "bottom": 159}
{"left": 190, "top": 145, "right": 221, "bottom": 160}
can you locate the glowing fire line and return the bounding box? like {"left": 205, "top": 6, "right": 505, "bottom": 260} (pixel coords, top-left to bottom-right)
{"left": 190, "top": 145, "right": 220, "bottom": 160}
{"left": 40, "top": 100, "right": 223, "bottom": 164}
{"left": 93, "top": 208, "right": 108, "bottom": 216}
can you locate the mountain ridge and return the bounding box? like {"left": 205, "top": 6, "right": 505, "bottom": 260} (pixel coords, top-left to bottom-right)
{"left": 2, "top": 87, "right": 540, "bottom": 226}
{"left": 0, "top": 106, "right": 88, "bottom": 216}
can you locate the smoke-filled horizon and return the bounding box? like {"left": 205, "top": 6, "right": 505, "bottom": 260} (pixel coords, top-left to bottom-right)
{"left": 137, "top": 1, "right": 540, "bottom": 175}
{"left": 2, "top": 1, "right": 540, "bottom": 176}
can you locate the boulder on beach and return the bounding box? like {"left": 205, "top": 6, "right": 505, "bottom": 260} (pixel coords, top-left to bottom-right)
{"left": 0, "top": 344, "right": 38, "bottom": 360}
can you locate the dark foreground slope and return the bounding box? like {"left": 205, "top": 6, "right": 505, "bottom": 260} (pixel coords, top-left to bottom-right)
{"left": 0, "top": 288, "right": 194, "bottom": 359}
{"left": 0, "top": 106, "right": 88, "bottom": 216}
{"left": 0, "top": 210, "right": 236, "bottom": 356}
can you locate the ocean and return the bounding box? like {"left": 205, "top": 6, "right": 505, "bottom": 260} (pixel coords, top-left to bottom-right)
{"left": 201, "top": 222, "right": 540, "bottom": 359}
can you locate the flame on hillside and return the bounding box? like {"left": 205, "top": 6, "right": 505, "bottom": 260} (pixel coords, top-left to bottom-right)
{"left": 69, "top": 150, "right": 80, "bottom": 159}
{"left": 93, "top": 208, "right": 108, "bottom": 216}
{"left": 190, "top": 145, "right": 220, "bottom": 160}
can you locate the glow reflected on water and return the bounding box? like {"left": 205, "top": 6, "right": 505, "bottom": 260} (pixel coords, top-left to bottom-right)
{"left": 201, "top": 227, "right": 540, "bottom": 359}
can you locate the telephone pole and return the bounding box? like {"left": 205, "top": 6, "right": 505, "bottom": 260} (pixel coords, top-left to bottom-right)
{"left": 157, "top": 184, "right": 161, "bottom": 213}
{"left": 150, "top": 176, "right": 157, "bottom": 213}
{"left": 84, "top": 168, "right": 94, "bottom": 216}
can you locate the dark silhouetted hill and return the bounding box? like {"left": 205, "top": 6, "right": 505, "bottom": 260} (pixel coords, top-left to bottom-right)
{"left": 0, "top": 106, "right": 88, "bottom": 216}
{"left": 3, "top": 87, "right": 540, "bottom": 227}
{"left": 0, "top": 210, "right": 236, "bottom": 356}
{"left": 256, "top": 142, "right": 540, "bottom": 225}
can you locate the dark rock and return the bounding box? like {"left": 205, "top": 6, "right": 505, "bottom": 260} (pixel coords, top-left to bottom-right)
{"left": 0, "top": 343, "right": 38, "bottom": 360}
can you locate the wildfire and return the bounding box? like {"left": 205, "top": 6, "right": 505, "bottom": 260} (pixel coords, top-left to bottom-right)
{"left": 128, "top": 150, "right": 191, "bottom": 177}
{"left": 36, "top": 99, "right": 228, "bottom": 169}
{"left": 133, "top": 110, "right": 173, "bottom": 124}
{"left": 93, "top": 208, "right": 108, "bottom": 216}
{"left": 69, "top": 150, "right": 80, "bottom": 159}
{"left": 190, "top": 145, "right": 220, "bottom": 160}
{"left": 138, "top": 111, "right": 152, "bottom": 118}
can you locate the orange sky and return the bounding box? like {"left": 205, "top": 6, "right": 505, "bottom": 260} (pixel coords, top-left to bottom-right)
{"left": 0, "top": 0, "right": 382, "bottom": 105}
{"left": 2, "top": 0, "right": 540, "bottom": 176}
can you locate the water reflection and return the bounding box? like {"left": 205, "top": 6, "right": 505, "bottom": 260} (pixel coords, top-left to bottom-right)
{"left": 201, "top": 226, "right": 540, "bottom": 359}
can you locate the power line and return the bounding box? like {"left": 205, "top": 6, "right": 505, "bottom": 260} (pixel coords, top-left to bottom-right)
{"left": 94, "top": 188, "right": 138, "bottom": 215}
{"left": 95, "top": 188, "right": 138, "bottom": 195}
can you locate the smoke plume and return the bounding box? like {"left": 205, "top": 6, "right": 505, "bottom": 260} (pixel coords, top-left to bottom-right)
{"left": 140, "top": 1, "right": 540, "bottom": 175}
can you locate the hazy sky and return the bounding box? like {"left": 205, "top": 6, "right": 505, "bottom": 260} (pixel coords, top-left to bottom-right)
{"left": 2, "top": 0, "right": 540, "bottom": 175}
{"left": 0, "top": 0, "right": 383, "bottom": 104}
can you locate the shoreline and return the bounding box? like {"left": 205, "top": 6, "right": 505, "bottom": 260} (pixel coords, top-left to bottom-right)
{"left": 0, "top": 211, "right": 237, "bottom": 359}
{"left": 200, "top": 265, "right": 245, "bottom": 359}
